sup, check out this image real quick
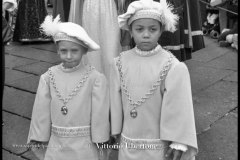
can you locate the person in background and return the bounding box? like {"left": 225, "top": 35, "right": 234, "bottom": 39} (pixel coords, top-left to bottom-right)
{"left": 2, "top": 0, "right": 17, "bottom": 104}
{"left": 68, "top": 0, "right": 121, "bottom": 81}
{"left": 13, "top": 0, "right": 51, "bottom": 42}
{"left": 157, "top": 0, "right": 205, "bottom": 61}
{"left": 2, "top": 0, "right": 17, "bottom": 22}
{"left": 52, "top": 0, "right": 71, "bottom": 22}
{"left": 47, "top": 0, "right": 53, "bottom": 7}
{"left": 68, "top": 0, "right": 84, "bottom": 25}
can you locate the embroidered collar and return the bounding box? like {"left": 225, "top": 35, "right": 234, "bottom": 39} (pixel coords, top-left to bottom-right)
{"left": 59, "top": 62, "right": 85, "bottom": 73}
{"left": 134, "top": 44, "right": 162, "bottom": 57}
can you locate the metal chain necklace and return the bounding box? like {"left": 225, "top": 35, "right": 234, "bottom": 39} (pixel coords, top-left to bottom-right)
{"left": 48, "top": 66, "right": 94, "bottom": 115}
{"left": 116, "top": 51, "right": 173, "bottom": 118}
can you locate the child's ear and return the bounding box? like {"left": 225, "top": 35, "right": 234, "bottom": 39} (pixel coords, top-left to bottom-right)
{"left": 55, "top": 43, "right": 59, "bottom": 54}
{"left": 160, "top": 29, "right": 163, "bottom": 36}
{"left": 129, "top": 30, "right": 133, "bottom": 37}
{"left": 159, "top": 25, "right": 163, "bottom": 37}
{"left": 56, "top": 48, "right": 60, "bottom": 54}
{"left": 130, "top": 33, "right": 133, "bottom": 39}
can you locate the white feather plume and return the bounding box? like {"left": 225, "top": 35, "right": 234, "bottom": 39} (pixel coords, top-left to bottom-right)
{"left": 160, "top": 0, "right": 179, "bottom": 32}
{"left": 40, "top": 15, "right": 61, "bottom": 36}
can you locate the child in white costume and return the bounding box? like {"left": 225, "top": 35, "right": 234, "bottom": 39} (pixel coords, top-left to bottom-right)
{"left": 27, "top": 15, "right": 110, "bottom": 160}
{"left": 110, "top": 0, "right": 198, "bottom": 160}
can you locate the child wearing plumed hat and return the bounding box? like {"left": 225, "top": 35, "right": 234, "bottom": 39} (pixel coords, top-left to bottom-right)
{"left": 110, "top": 0, "right": 198, "bottom": 159}
{"left": 27, "top": 15, "right": 110, "bottom": 160}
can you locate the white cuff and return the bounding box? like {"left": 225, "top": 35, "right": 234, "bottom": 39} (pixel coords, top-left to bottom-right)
{"left": 170, "top": 142, "right": 188, "bottom": 152}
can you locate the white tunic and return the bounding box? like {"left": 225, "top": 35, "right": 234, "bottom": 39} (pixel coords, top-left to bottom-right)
{"left": 27, "top": 63, "right": 110, "bottom": 160}
{"left": 110, "top": 46, "right": 198, "bottom": 160}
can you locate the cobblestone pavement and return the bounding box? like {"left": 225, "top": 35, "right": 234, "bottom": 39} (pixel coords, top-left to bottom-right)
{"left": 2, "top": 36, "right": 238, "bottom": 160}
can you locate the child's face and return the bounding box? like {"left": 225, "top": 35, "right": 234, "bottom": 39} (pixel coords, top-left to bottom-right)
{"left": 57, "top": 41, "right": 87, "bottom": 68}
{"left": 130, "top": 18, "right": 162, "bottom": 51}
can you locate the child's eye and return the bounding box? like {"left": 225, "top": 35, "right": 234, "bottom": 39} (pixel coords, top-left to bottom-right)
{"left": 135, "top": 28, "right": 143, "bottom": 32}
{"left": 71, "top": 49, "right": 78, "bottom": 52}
{"left": 60, "top": 49, "right": 67, "bottom": 54}
{"left": 150, "top": 28, "right": 157, "bottom": 32}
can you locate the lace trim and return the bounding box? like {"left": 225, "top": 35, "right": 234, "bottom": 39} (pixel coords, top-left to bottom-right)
{"left": 59, "top": 62, "right": 83, "bottom": 73}
{"left": 47, "top": 66, "right": 94, "bottom": 106}
{"left": 134, "top": 44, "right": 162, "bottom": 57}
{"left": 51, "top": 125, "right": 90, "bottom": 137}
{"left": 170, "top": 142, "right": 188, "bottom": 152}
{"left": 116, "top": 51, "right": 173, "bottom": 108}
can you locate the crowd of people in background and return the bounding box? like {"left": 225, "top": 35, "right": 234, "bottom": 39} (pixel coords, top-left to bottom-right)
{"left": 2, "top": 1, "right": 238, "bottom": 160}
{"left": 200, "top": 0, "right": 238, "bottom": 49}
{"left": 2, "top": 0, "right": 208, "bottom": 83}
{"left": 3, "top": 0, "right": 206, "bottom": 58}
{"left": 3, "top": 0, "right": 238, "bottom": 56}
{"left": 2, "top": 0, "right": 18, "bottom": 105}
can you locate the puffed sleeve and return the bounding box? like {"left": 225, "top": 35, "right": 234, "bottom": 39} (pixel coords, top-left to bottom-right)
{"left": 109, "top": 58, "right": 123, "bottom": 136}
{"left": 91, "top": 73, "right": 110, "bottom": 143}
{"left": 160, "top": 61, "right": 198, "bottom": 160}
{"left": 27, "top": 72, "right": 52, "bottom": 144}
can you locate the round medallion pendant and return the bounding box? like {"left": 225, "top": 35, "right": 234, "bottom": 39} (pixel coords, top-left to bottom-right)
{"left": 61, "top": 106, "right": 68, "bottom": 115}
{"left": 130, "top": 109, "right": 137, "bottom": 118}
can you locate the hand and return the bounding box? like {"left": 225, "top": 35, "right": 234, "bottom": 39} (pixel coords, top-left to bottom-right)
{"left": 28, "top": 140, "right": 47, "bottom": 150}
{"left": 108, "top": 136, "right": 117, "bottom": 145}
{"left": 165, "top": 147, "right": 183, "bottom": 160}
{"left": 109, "top": 135, "right": 121, "bottom": 150}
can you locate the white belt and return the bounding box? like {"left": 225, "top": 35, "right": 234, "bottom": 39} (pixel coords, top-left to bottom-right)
{"left": 51, "top": 125, "right": 90, "bottom": 137}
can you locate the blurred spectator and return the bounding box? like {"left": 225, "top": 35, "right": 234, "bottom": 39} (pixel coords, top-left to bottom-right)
{"left": 68, "top": 0, "right": 121, "bottom": 80}
{"left": 52, "top": 0, "right": 71, "bottom": 22}
{"left": 2, "top": 0, "right": 17, "bottom": 105}
{"left": 13, "top": 0, "right": 51, "bottom": 42}
{"left": 2, "top": 0, "right": 17, "bottom": 20}
{"left": 47, "top": 0, "right": 53, "bottom": 7}
{"left": 158, "top": 0, "right": 205, "bottom": 61}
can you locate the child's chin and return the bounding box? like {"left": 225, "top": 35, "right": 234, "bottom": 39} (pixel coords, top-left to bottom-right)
{"left": 63, "top": 63, "right": 79, "bottom": 68}
{"left": 138, "top": 43, "right": 156, "bottom": 51}
{"left": 139, "top": 46, "right": 153, "bottom": 51}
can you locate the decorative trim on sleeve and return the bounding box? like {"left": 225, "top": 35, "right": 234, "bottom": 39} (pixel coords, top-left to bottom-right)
{"left": 170, "top": 142, "right": 188, "bottom": 152}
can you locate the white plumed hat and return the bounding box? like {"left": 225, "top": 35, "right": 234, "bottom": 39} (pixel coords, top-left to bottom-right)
{"left": 118, "top": 0, "right": 179, "bottom": 32}
{"left": 40, "top": 15, "right": 100, "bottom": 51}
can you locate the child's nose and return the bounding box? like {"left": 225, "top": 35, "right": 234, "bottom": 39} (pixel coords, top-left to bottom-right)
{"left": 143, "top": 31, "right": 150, "bottom": 38}
{"left": 67, "top": 52, "right": 72, "bottom": 59}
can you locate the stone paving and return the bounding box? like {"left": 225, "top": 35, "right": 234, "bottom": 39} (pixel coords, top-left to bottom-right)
{"left": 2, "top": 36, "right": 238, "bottom": 160}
